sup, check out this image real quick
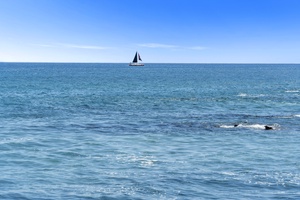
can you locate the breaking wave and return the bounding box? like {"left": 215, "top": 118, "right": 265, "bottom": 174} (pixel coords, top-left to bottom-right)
{"left": 285, "top": 90, "right": 299, "bottom": 93}
{"left": 220, "top": 123, "right": 280, "bottom": 130}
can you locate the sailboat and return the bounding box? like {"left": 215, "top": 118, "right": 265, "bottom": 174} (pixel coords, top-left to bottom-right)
{"left": 129, "top": 51, "right": 144, "bottom": 66}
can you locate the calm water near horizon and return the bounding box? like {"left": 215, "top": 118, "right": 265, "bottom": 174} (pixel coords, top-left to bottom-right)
{"left": 0, "top": 63, "right": 300, "bottom": 199}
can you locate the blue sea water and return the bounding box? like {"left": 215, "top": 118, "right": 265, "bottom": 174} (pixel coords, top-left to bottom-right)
{"left": 0, "top": 63, "right": 299, "bottom": 199}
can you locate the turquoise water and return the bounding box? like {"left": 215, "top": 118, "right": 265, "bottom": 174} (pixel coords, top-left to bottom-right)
{"left": 0, "top": 63, "right": 300, "bottom": 199}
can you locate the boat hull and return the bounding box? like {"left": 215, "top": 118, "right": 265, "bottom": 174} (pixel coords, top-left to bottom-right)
{"left": 129, "top": 62, "right": 144, "bottom": 66}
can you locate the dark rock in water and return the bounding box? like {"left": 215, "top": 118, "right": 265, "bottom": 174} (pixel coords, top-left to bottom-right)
{"left": 264, "top": 125, "right": 273, "bottom": 130}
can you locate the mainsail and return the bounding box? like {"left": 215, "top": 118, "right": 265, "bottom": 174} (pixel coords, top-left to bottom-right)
{"left": 132, "top": 52, "right": 142, "bottom": 62}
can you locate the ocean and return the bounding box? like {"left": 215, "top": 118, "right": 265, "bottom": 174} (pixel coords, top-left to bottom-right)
{"left": 0, "top": 63, "right": 299, "bottom": 199}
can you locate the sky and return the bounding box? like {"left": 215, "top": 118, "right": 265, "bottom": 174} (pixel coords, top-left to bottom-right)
{"left": 0, "top": 0, "right": 300, "bottom": 63}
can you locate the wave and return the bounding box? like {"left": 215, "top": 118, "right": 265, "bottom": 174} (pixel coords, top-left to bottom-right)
{"left": 215, "top": 113, "right": 299, "bottom": 119}
{"left": 220, "top": 125, "right": 236, "bottom": 129}
{"left": 220, "top": 123, "right": 280, "bottom": 130}
{"left": 116, "top": 154, "right": 157, "bottom": 167}
{"left": 0, "top": 137, "right": 33, "bottom": 145}
{"left": 237, "top": 93, "right": 247, "bottom": 97}
{"left": 237, "top": 93, "right": 266, "bottom": 97}
{"left": 285, "top": 90, "right": 299, "bottom": 93}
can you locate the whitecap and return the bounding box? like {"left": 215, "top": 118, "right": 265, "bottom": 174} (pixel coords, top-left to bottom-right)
{"left": 116, "top": 154, "right": 157, "bottom": 167}
{"left": 285, "top": 90, "right": 299, "bottom": 93}
{"left": 220, "top": 171, "right": 237, "bottom": 176}
{"left": 240, "top": 124, "right": 266, "bottom": 130}
{"left": 237, "top": 93, "right": 265, "bottom": 98}
{"left": 220, "top": 125, "right": 235, "bottom": 129}
{"left": 295, "top": 115, "right": 300, "bottom": 118}
{"left": 237, "top": 93, "right": 247, "bottom": 97}
{"left": 220, "top": 123, "right": 279, "bottom": 130}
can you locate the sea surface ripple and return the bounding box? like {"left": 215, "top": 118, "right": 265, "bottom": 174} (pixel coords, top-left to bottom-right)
{"left": 0, "top": 63, "right": 300, "bottom": 199}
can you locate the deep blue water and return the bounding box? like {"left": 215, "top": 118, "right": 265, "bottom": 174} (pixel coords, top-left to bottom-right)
{"left": 0, "top": 63, "right": 299, "bottom": 199}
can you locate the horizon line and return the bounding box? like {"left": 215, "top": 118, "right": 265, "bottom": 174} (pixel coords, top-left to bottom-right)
{"left": 0, "top": 61, "right": 299, "bottom": 65}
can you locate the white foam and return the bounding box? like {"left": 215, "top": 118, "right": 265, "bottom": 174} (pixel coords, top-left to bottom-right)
{"left": 220, "top": 123, "right": 279, "bottom": 130}
{"left": 286, "top": 90, "right": 299, "bottom": 93}
{"left": 241, "top": 124, "right": 266, "bottom": 130}
{"left": 237, "top": 93, "right": 247, "bottom": 97}
{"left": 237, "top": 93, "right": 265, "bottom": 97}
{"left": 295, "top": 115, "right": 300, "bottom": 118}
{"left": 116, "top": 154, "right": 157, "bottom": 167}
{"left": 221, "top": 171, "right": 237, "bottom": 176}
{"left": 220, "top": 125, "right": 235, "bottom": 128}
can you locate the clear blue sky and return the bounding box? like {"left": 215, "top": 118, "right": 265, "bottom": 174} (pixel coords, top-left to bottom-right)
{"left": 1, "top": 0, "right": 300, "bottom": 63}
